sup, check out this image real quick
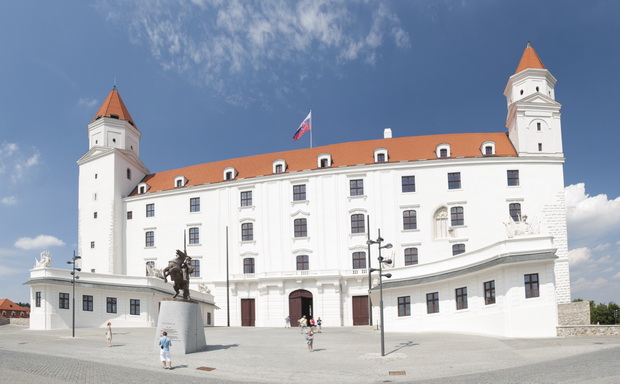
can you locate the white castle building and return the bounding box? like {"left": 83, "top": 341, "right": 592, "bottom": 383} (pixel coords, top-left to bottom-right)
{"left": 27, "top": 44, "right": 570, "bottom": 337}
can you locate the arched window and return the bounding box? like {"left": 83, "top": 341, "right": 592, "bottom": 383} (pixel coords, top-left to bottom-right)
{"left": 403, "top": 210, "right": 417, "bottom": 230}
{"left": 434, "top": 207, "right": 448, "bottom": 239}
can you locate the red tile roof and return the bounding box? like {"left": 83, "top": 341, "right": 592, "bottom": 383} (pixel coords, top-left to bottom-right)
{"left": 92, "top": 86, "right": 137, "bottom": 129}
{"left": 132, "top": 132, "right": 516, "bottom": 196}
{"left": 515, "top": 43, "right": 545, "bottom": 73}
{"left": 0, "top": 298, "right": 30, "bottom": 318}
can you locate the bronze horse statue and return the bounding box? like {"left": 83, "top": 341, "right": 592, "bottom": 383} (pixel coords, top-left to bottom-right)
{"left": 163, "top": 249, "right": 194, "bottom": 300}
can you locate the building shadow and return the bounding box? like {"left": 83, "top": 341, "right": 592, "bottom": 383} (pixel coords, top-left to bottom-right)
{"left": 206, "top": 344, "right": 239, "bottom": 351}
{"left": 386, "top": 341, "right": 418, "bottom": 355}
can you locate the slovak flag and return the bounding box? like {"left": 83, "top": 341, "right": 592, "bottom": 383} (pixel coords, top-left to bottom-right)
{"left": 293, "top": 111, "right": 312, "bottom": 141}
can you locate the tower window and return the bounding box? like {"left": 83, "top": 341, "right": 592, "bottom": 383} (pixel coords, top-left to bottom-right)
{"left": 536, "top": 86, "right": 539, "bottom": 92}
{"left": 520, "top": 90, "right": 524, "bottom": 95}
{"left": 127, "top": 211, "right": 133, "bottom": 220}
{"left": 94, "top": 212, "right": 97, "bottom": 219}
{"left": 127, "top": 168, "right": 131, "bottom": 180}
{"left": 112, "top": 138, "right": 116, "bottom": 143}
{"left": 538, "top": 143, "right": 543, "bottom": 151}
{"left": 507, "top": 170, "right": 520, "bottom": 186}
{"left": 537, "top": 122, "right": 541, "bottom": 131}
{"left": 95, "top": 174, "right": 98, "bottom": 179}
{"left": 91, "top": 241, "right": 95, "bottom": 249}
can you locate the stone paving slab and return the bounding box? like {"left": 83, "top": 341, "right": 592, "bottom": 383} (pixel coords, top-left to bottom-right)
{"left": 1, "top": 324, "right": 620, "bottom": 383}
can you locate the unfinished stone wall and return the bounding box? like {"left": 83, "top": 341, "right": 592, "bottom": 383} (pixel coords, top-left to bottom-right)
{"left": 557, "top": 325, "right": 620, "bottom": 337}
{"left": 558, "top": 301, "right": 590, "bottom": 325}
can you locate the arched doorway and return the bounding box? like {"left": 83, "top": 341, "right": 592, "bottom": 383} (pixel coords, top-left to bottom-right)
{"left": 289, "top": 289, "right": 313, "bottom": 326}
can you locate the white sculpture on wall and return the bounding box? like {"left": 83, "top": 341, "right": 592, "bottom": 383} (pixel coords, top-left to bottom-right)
{"left": 504, "top": 215, "right": 540, "bottom": 238}
{"left": 34, "top": 251, "right": 52, "bottom": 268}
{"left": 198, "top": 283, "right": 211, "bottom": 294}
{"left": 145, "top": 261, "right": 164, "bottom": 278}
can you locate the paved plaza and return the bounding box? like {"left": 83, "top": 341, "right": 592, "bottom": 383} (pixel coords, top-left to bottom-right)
{"left": 1, "top": 324, "right": 619, "bottom": 383}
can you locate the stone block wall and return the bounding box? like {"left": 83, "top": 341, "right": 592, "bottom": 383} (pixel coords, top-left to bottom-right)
{"left": 558, "top": 301, "right": 590, "bottom": 326}
{"left": 557, "top": 325, "right": 620, "bottom": 337}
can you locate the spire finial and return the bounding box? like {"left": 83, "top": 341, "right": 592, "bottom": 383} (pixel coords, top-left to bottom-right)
{"left": 113, "top": 76, "right": 117, "bottom": 90}
{"left": 527, "top": 41, "right": 531, "bottom": 47}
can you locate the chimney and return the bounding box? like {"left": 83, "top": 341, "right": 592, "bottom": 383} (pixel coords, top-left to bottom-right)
{"left": 383, "top": 128, "right": 392, "bottom": 139}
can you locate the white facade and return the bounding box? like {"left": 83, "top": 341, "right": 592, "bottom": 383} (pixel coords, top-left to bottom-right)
{"left": 28, "top": 45, "right": 570, "bottom": 337}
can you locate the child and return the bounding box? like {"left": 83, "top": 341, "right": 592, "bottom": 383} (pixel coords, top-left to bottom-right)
{"left": 305, "top": 330, "right": 314, "bottom": 352}
{"left": 105, "top": 322, "right": 112, "bottom": 347}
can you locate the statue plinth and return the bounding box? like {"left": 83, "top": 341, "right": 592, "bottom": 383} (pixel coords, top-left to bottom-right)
{"left": 155, "top": 300, "right": 206, "bottom": 354}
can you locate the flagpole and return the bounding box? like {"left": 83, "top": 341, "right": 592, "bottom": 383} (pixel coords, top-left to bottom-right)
{"left": 310, "top": 110, "right": 313, "bottom": 149}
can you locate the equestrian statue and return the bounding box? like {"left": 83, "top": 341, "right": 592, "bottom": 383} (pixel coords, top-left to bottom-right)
{"left": 163, "top": 249, "right": 194, "bottom": 300}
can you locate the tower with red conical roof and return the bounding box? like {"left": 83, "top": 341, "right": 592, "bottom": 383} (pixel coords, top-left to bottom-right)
{"left": 77, "top": 87, "right": 149, "bottom": 275}
{"left": 504, "top": 42, "right": 563, "bottom": 157}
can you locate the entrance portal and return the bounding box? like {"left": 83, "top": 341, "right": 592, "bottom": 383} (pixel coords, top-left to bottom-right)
{"left": 352, "top": 295, "right": 369, "bottom": 325}
{"left": 241, "top": 298, "right": 255, "bottom": 326}
{"left": 289, "top": 289, "right": 313, "bottom": 326}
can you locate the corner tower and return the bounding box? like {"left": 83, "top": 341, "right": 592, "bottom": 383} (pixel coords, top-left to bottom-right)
{"left": 77, "top": 87, "right": 149, "bottom": 275}
{"left": 504, "top": 43, "right": 563, "bottom": 157}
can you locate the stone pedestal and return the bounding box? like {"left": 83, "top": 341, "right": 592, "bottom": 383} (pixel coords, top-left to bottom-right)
{"left": 155, "top": 299, "right": 206, "bottom": 355}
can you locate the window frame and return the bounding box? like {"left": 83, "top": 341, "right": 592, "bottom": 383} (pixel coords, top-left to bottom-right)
{"left": 106, "top": 297, "right": 117, "bottom": 313}
{"left": 450, "top": 206, "right": 464, "bottom": 226}
{"left": 452, "top": 243, "right": 466, "bottom": 256}
{"left": 484, "top": 280, "right": 496, "bottom": 305}
{"left": 293, "top": 184, "right": 307, "bottom": 201}
{"left": 190, "top": 197, "right": 200, "bottom": 212}
{"left": 455, "top": 287, "right": 468, "bottom": 310}
{"left": 524, "top": 273, "right": 540, "bottom": 298}
{"left": 404, "top": 247, "right": 418, "bottom": 266}
{"left": 130, "top": 299, "right": 140, "bottom": 316}
{"left": 403, "top": 210, "right": 417, "bottom": 230}
{"left": 448, "top": 172, "right": 461, "bottom": 190}
{"left": 146, "top": 203, "right": 155, "bottom": 217}
{"left": 59, "top": 293, "right": 69, "bottom": 310}
{"left": 35, "top": 291, "right": 41, "bottom": 307}
{"left": 189, "top": 227, "right": 200, "bottom": 244}
{"left": 83, "top": 295, "right": 94, "bottom": 312}
{"left": 350, "top": 214, "right": 365, "bottom": 234}
{"left": 507, "top": 170, "right": 520, "bottom": 186}
{"left": 190, "top": 259, "right": 201, "bottom": 277}
{"left": 294, "top": 218, "right": 308, "bottom": 238}
{"left": 241, "top": 222, "right": 254, "bottom": 241}
{"left": 352, "top": 251, "right": 366, "bottom": 269}
{"left": 349, "top": 179, "right": 364, "bottom": 196}
{"left": 145, "top": 231, "right": 155, "bottom": 247}
{"left": 401, "top": 176, "right": 416, "bottom": 193}
{"left": 240, "top": 191, "right": 253, "bottom": 207}
{"left": 296, "top": 255, "right": 309, "bottom": 271}
{"left": 398, "top": 296, "right": 411, "bottom": 317}
{"left": 426, "top": 292, "right": 439, "bottom": 314}
{"left": 243, "top": 257, "right": 255, "bottom": 274}
{"left": 509, "top": 203, "right": 522, "bottom": 222}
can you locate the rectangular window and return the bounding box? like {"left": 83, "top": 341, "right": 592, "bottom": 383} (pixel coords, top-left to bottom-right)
{"left": 241, "top": 191, "right": 252, "bottom": 207}
{"left": 352, "top": 251, "right": 366, "bottom": 269}
{"left": 376, "top": 153, "right": 386, "bottom": 163}
{"left": 35, "top": 292, "right": 41, "bottom": 307}
{"left": 130, "top": 299, "right": 140, "bottom": 315}
{"left": 403, "top": 210, "right": 417, "bottom": 230}
{"left": 509, "top": 203, "right": 522, "bottom": 222}
{"left": 146, "top": 203, "right": 155, "bottom": 217}
{"left": 296, "top": 255, "right": 309, "bottom": 271}
{"left": 59, "top": 293, "right": 69, "bottom": 310}
{"left": 484, "top": 280, "right": 496, "bottom": 305}
{"left": 401, "top": 176, "right": 415, "bottom": 193}
{"left": 83, "top": 295, "right": 93, "bottom": 312}
{"left": 452, "top": 243, "right": 466, "bottom": 256}
{"left": 404, "top": 247, "right": 418, "bottom": 266}
{"left": 294, "top": 218, "right": 307, "bottom": 238}
{"left": 524, "top": 273, "right": 540, "bottom": 298}
{"left": 145, "top": 231, "right": 155, "bottom": 247}
{"left": 94, "top": 212, "right": 97, "bottom": 219}
{"left": 189, "top": 227, "right": 200, "bottom": 244}
{"left": 349, "top": 179, "right": 364, "bottom": 196}
{"left": 448, "top": 172, "right": 461, "bottom": 190}
{"left": 507, "top": 170, "right": 520, "bottom": 186}
{"left": 275, "top": 164, "right": 283, "bottom": 173}
{"left": 176, "top": 179, "right": 182, "bottom": 187}
{"left": 241, "top": 222, "right": 254, "bottom": 241}
{"left": 426, "top": 292, "right": 439, "bottom": 314}
{"left": 455, "top": 287, "right": 468, "bottom": 310}
{"left": 91, "top": 241, "right": 95, "bottom": 249}
{"left": 350, "top": 214, "right": 365, "bottom": 234}
{"left": 450, "top": 206, "right": 464, "bottom": 226}
{"left": 243, "top": 258, "right": 255, "bottom": 274}
{"left": 106, "top": 297, "right": 117, "bottom": 313}
{"left": 190, "top": 197, "right": 200, "bottom": 212}
{"left": 190, "top": 259, "right": 201, "bottom": 277}
{"left": 127, "top": 211, "right": 133, "bottom": 220}
{"left": 293, "top": 184, "right": 306, "bottom": 201}
{"left": 398, "top": 296, "right": 411, "bottom": 317}
{"left": 207, "top": 312, "right": 212, "bottom": 325}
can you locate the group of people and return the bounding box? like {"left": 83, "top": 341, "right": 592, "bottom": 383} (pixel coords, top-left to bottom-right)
{"left": 295, "top": 315, "right": 322, "bottom": 352}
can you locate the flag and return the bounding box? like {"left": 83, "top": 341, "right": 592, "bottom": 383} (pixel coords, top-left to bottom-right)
{"left": 293, "top": 111, "right": 311, "bottom": 141}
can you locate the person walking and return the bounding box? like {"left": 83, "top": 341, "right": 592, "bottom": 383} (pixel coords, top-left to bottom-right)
{"left": 317, "top": 317, "right": 322, "bottom": 333}
{"left": 305, "top": 330, "right": 314, "bottom": 352}
{"left": 105, "top": 322, "right": 113, "bottom": 347}
{"left": 159, "top": 331, "right": 173, "bottom": 369}
{"left": 300, "top": 315, "right": 308, "bottom": 334}
{"left": 285, "top": 315, "right": 291, "bottom": 328}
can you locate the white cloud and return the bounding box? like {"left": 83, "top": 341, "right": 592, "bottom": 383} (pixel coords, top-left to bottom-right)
{"left": 568, "top": 247, "right": 592, "bottom": 266}
{"left": 565, "top": 183, "right": 620, "bottom": 241}
{"left": 78, "top": 97, "right": 99, "bottom": 108}
{"left": 613, "top": 271, "right": 620, "bottom": 279}
{"left": 1, "top": 196, "right": 17, "bottom": 205}
{"left": 0, "top": 265, "right": 23, "bottom": 276}
{"left": 97, "top": 0, "right": 410, "bottom": 104}
{"left": 0, "top": 142, "right": 18, "bottom": 158}
{"left": 572, "top": 276, "right": 608, "bottom": 293}
{"left": 14, "top": 235, "right": 65, "bottom": 250}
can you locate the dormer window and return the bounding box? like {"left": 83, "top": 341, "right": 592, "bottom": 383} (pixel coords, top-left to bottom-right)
{"left": 224, "top": 167, "right": 237, "bottom": 181}
{"left": 272, "top": 159, "right": 286, "bottom": 174}
{"left": 138, "top": 182, "right": 149, "bottom": 195}
{"left": 317, "top": 154, "right": 332, "bottom": 168}
{"left": 174, "top": 176, "right": 188, "bottom": 188}
{"left": 436, "top": 144, "right": 451, "bottom": 158}
{"left": 481, "top": 141, "right": 496, "bottom": 156}
{"left": 374, "top": 148, "right": 388, "bottom": 163}
{"left": 126, "top": 168, "right": 131, "bottom": 180}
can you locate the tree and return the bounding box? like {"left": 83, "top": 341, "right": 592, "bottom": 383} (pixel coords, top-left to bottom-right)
{"left": 589, "top": 301, "right": 619, "bottom": 325}
{"left": 16, "top": 302, "right": 30, "bottom": 308}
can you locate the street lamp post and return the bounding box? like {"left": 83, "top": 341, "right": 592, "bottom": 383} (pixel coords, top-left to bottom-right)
{"left": 367, "top": 229, "right": 392, "bottom": 357}
{"left": 66, "top": 251, "right": 81, "bottom": 338}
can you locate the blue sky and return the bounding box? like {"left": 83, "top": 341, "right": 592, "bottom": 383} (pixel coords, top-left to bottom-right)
{"left": 1, "top": 1, "right": 619, "bottom": 304}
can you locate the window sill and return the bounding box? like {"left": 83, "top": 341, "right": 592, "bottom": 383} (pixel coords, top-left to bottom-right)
{"left": 401, "top": 229, "right": 420, "bottom": 233}
{"left": 291, "top": 200, "right": 309, "bottom": 207}
{"left": 238, "top": 205, "right": 255, "bottom": 212}
{"left": 348, "top": 195, "right": 367, "bottom": 202}
{"left": 240, "top": 240, "right": 256, "bottom": 245}
{"left": 292, "top": 236, "right": 310, "bottom": 242}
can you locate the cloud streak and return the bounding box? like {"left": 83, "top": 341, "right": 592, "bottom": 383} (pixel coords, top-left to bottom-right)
{"left": 97, "top": 0, "right": 410, "bottom": 105}
{"left": 15, "top": 235, "right": 65, "bottom": 250}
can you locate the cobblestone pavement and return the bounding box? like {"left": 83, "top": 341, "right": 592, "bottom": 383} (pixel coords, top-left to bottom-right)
{"left": 1, "top": 324, "right": 619, "bottom": 383}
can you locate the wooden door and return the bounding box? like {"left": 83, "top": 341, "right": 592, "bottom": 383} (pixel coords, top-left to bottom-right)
{"left": 352, "top": 295, "right": 369, "bottom": 325}
{"left": 241, "top": 299, "right": 255, "bottom": 326}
